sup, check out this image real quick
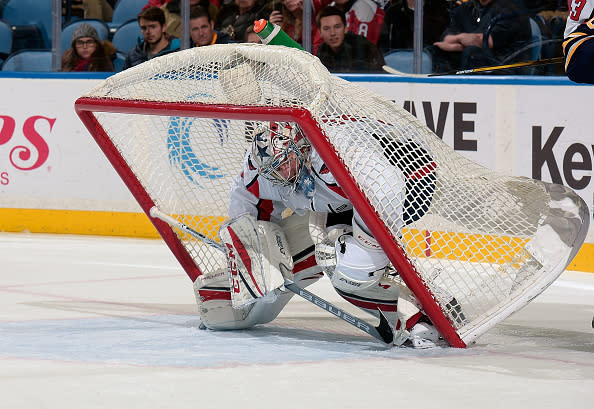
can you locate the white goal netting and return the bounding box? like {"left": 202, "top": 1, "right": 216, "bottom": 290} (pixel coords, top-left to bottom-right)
{"left": 78, "top": 44, "right": 589, "bottom": 346}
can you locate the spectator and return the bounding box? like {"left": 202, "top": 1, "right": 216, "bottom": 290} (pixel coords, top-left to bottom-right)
{"left": 258, "top": 0, "right": 329, "bottom": 52}
{"left": 143, "top": 0, "right": 171, "bottom": 10}
{"left": 431, "top": 0, "right": 532, "bottom": 72}
{"left": 123, "top": 6, "right": 181, "bottom": 69}
{"left": 160, "top": 0, "right": 219, "bottom": 38}
{"left": 244, "top": 24, "right": 262, "bottom": 42}
{"left": 189, "top": 5, "right": 234, "bottom": 46}
{"left": 82, "top": 0, "right": 114, "bottom": 21}
{"left": 61, "top": 23, "right": 115, "bottom": 72}
{"left": 379, "top": 0, "right": 449, "bottom": 52}
{"left": 216, "top": 0, "right": 262, "bottom": 42}
{"left": 315, "top": 5, "right": 385, "bottom": 72}
{"left": 332, "top": 0, "right": 385, "bottom": 45}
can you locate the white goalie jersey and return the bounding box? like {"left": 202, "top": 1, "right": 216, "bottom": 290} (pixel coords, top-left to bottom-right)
{"left": 228, "top": 116, "right": 426, "bottom": 232}
{"left": 228, "top": 147, "right": 353, "bottom": 222}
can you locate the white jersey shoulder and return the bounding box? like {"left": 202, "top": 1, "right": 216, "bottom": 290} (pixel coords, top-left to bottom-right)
{"left": 565, "top": 0, "right": 594, "bottom": 38}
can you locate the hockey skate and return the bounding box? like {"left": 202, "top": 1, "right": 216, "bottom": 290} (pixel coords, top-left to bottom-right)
{"left": 402, "top": 318, "right": 444, "bottom": 349}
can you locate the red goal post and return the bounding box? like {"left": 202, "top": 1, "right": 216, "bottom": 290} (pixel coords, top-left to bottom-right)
{"left": 75, "top": 44, "right": 589, "bottom": 349}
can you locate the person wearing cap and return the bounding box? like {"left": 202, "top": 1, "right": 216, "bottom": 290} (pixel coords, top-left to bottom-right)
{"left": 61, "top": 23, "right": 116, "bottom": 72}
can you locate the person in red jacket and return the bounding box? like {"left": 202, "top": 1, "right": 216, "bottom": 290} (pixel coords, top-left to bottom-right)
{"left": 333, "top": 0, "right": 385, "bottom": 45}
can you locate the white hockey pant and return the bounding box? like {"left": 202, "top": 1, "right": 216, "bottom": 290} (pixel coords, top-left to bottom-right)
{"left": 330, "top": 215, "right": 426, "bottom": 330}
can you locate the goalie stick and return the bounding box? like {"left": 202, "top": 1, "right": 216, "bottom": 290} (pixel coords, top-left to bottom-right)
{"left": 149, "top": 206, "right": 394, "bottom": 344}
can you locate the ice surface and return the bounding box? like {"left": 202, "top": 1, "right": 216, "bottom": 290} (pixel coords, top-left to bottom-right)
{"left": 0, "top": 233, "right": 592, "bottom": 409}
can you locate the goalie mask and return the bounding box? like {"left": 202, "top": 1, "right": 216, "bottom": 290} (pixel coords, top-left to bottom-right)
{"left": 251, "top": 122, "right": 311, "bottom": 187}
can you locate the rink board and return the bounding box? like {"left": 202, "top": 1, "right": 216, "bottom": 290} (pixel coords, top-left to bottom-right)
{"left": 0, "top": 73, "right": 592, "bottom": 272}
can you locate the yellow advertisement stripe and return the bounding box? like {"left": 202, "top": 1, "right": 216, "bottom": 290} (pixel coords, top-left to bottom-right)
{"left": 403, "top": 228, "right": 528, "bottom": 264}
{"left": 171, "top": 214, "right": 227, "bottom": 241}
{"left": 0, "top": 208, "right": 161, "bottom": 238}
{"left": 1, "top": 208, "right": 592, "bottom": 272}
{"left": 402, "top": 228, "right": 593, "bottom": 272}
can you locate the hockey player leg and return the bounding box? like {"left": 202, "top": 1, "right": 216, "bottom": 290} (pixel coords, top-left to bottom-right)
{"left": 329, "top": 216, "right": 442, "bottom": 348}
{"left": 280, "top": 211, "right": 325, "bottom": 287}
{"left": 196, "top": 213, "right": 322, "bottom": 330}
{"left": 218, "top": 214, "right": 291, "bottom": 307}
{"left": 195, "top": 214, "right": 294, "bottom": 330}
{"left": 194, "top": 281, "right": 294, "bottom": 330}
{"left": 329, "top": 216, "right": 400, "bottom": 320}
{"left": 392, "top": 283, "right": 442, "bottom": 349}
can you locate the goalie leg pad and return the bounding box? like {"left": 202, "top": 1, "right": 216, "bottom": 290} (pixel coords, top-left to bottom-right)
{"left": 195, "top": 278, "right": 295, "bottom": 330}
{"left": 195, "top": 213, "right": 325, "bottom": 330}
{"left": 196, "top": 285, "right": 252, "bottom": 330}
{"left": 219, "top": 215, "right": 293, "bottom": 308}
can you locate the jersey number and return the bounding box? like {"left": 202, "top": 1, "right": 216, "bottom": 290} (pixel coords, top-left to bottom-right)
{"left": 569, "top": 0, "right": 587, "bottom": 21}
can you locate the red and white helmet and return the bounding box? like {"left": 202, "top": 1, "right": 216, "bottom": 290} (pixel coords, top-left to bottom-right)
{"left": 251, "top": 122, "right": 311, "bottom": 186}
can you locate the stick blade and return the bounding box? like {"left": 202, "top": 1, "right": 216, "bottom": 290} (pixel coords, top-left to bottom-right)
{"left": 376, "top": 310, "right": 394, "bottom": 344}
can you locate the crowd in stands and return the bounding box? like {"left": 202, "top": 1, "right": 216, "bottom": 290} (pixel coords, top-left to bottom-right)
{"left": 0, "top": 0, "right": 572, "bottom": 75}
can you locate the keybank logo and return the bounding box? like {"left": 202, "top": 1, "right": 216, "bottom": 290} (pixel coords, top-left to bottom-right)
{"left": 167, "top": 116, "right": 228, "bottom": 188}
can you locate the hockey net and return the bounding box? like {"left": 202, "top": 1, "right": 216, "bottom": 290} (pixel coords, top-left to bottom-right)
{"left": 75, "top": 44, "right": 589, "bottom": 347}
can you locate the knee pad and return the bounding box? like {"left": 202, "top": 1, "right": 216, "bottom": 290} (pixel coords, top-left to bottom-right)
{"left": 280, "top": 212, "right": 323, "bottom": 284}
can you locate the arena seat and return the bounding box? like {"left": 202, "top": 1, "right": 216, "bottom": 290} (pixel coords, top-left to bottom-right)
{"left": 111, "top": 19, "right": 142, "bottom": 53}
{"left": 1, "top": 49, "right": 52, "bottom": 72}
{"left": 383, "top": 49, "right": 433, "bottom": 74}
{"left": 109, "top": 0, "right": 147, "bottom": 31}
{"left": 1, "top": 0, "right": 52, "bottom": 49}
{"left": 113, "top": 51, "right": 127, "bottom": 72}
{"left": 0, "top": 20, "right": 13, "bottom": 64}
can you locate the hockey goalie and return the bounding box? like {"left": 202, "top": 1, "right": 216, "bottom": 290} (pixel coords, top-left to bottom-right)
{"left": 75, "top": 43, "right": 590, "bottom": 348}
{"left": 197, "top": 117, "right": 442, "bottom": 348}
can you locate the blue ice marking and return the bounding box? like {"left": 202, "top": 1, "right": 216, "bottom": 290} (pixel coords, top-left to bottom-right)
{"left": 0, "top": 315, "right": 409, "bottom": 367}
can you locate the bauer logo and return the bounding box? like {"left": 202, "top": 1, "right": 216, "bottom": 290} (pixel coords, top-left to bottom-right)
{"left": 275, "top": 233, "right": 286, "bottom": 255}
{"left": 298, "top": 288, "right": 371, "bottom": 333}
{"left": 0, "top": 115, "right": 55, "bottom": 185}
{"left": 167, "top": 116, "right": 228, "bottom": 188}
{"left": 339, "top": 277, "right": 362, "bottom": 287}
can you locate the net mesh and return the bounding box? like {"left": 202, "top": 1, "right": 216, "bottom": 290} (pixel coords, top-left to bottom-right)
{"left": 81, "top": 44, "right": 588, "bottom": 344}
